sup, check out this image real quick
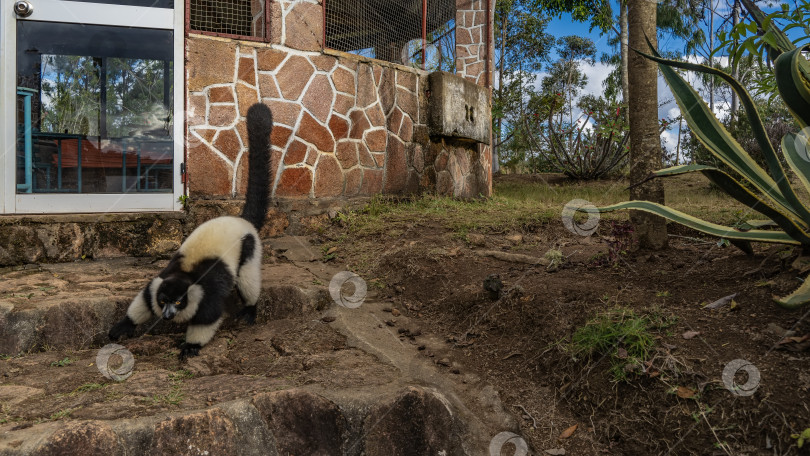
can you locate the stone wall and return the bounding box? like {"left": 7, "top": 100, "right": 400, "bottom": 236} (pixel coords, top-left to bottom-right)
{"left": 456, "top": 0, "right": 488, "bottom": 86}
{"left": 185, "top": 0, "right": 492, "bottom": 202}
{"left": 0, "top": 0, "right": 493, "bottom": 267}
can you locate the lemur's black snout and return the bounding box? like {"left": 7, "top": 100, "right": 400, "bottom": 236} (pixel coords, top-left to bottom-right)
{"left": 162, "top": 304, "right": 177, "bottom": 320}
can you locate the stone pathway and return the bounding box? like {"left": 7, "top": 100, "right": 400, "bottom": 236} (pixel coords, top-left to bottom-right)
{"left": 0, "top": 237, "right": 521, "bottom": 455}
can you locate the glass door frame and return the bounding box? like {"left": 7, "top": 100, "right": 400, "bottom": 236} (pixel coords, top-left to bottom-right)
{"left": 0, "top": 0, "right": 184, "bottom": 214}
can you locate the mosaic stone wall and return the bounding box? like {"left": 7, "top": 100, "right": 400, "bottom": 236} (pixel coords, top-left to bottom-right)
{"left": 185, "top": 0, "right": 492, "bottom": 200}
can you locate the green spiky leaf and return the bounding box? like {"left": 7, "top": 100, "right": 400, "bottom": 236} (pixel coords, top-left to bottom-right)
{"left": 774, "top": 278, "right": 810, "bottom": 308}
{"left": 643, "top": 164, "right": 810, "bottom": 242}
{"left": 638, "top": 41, "right": 810, "bottom": 222}
{"left": 737, "top": 219, "right": 778, "bottom": 230}
{"left": 774, "top": 47, "right": 810, "bottom": 128}
{"left": 587, "top": 201, "right": 801, "bottom": 245}
{"left": 781, "top": 132, "right": 810, "bottom": 194}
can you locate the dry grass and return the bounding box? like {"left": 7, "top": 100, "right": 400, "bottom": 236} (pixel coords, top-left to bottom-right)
{"left": 337, "top": 172, "right": 749, "bottom": 239}
{"left": 496, "top": 172, "right": 750, "bottom": 226}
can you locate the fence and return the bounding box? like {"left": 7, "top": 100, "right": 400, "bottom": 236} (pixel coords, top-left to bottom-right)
{"left": 187, "top": 0, "right": 268, "bottom": 41}
{"left": 185, "top": 0, "right": 459, "bottom": 69}
{"left": 324, "top": 0, "right": 456, "bottom": 72}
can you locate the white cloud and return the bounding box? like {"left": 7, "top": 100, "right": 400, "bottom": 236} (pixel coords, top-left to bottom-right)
{"left": 580, "top": 61, "right": 613, "bottom": 98}
{"left": 660, "top": 129, "right": 678, "bottom": 154}
{"left": 667, "top": 106, "right": 681, "bottom": 119}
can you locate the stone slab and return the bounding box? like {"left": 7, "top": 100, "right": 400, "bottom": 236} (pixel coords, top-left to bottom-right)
{"left": 0, "top": 258, "right": 326, "bottom": 355}
{"left": 427, "top": 72, "right": 491, "bottom": 145}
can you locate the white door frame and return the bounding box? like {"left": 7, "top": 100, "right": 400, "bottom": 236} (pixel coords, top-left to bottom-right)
{"left": 0, "top": 0, "right": 184, "bottom": 214}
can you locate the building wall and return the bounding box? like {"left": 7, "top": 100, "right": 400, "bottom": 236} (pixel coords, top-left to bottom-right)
{"left": 0, "top": 0, "right": 494, "bottom": 266}
{"left": 184, "top": 0, "right": 492, "bottom": 202}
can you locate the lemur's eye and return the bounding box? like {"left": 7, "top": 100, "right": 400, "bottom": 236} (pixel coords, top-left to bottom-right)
{"left": 175, "top": 301, "right": 181, "bottom": 306}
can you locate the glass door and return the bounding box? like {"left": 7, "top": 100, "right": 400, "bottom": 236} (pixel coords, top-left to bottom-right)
{"left": 1, "top": 0, "right": 183, "bottom": 213}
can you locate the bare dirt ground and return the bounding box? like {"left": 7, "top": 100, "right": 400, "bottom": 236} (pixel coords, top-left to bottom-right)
{"left": 2, "top": 173, "right": 810, "bottom": 455}
{"left": 309, "top": 173, "right": 810, "bottom": 455}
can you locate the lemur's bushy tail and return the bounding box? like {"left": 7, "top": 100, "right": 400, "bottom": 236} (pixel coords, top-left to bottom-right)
{"left": 241, "top": 103, "right": 273, "bottom": 230}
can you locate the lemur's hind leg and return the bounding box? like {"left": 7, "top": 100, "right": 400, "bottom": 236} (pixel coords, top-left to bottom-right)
{"left": 235, "top": 236, "right": 262, "bottom": 324}
{"left": 109, "top": 278, "right": 161, "bottom": 341}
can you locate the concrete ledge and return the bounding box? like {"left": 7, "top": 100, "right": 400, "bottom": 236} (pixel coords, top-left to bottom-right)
{"left": 0, "top": 212, "right": 186, "bottom": 226}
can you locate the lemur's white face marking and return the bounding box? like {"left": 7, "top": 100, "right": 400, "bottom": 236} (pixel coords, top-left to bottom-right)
{"left": 173, "top": 284, "right": 203, "bottom": 323}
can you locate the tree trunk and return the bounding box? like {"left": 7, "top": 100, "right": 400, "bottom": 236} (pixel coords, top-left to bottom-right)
{"left": 730, "top": 0, "right": 740, "bottom": 119}
{"left": 620, "top": 1, "right": 630, "bottom": 116}
{"left": 675, "top": 116, "right": 683, "bottom": 165}
{"left": 494, "top": 11, "right": 507, "bottom": 175}
{"left": 708, "top": 0, "right": 715, "bottom": 113}
{"left": 628, "top": 0, "right": 667, "bottom": 249}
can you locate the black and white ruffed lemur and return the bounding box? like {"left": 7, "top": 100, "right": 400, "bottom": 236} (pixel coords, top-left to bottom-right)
{"left": 109, "top": 103, "right": 273, "bottom": 360}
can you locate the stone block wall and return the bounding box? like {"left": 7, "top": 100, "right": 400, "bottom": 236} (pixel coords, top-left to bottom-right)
{"left": 184, "top": 0, "right": 492, "bottom": 201}
{"left": 456, "top": 0, "right": 488, "bottom": 86}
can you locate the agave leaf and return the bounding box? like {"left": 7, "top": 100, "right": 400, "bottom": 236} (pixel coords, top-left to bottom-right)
{"left": 650, "top": 164, "right": 715, "bottom": 176}
{"left": 639, "top": 41, "right": 810, "bottom": 223}
{"left": 644, "top": 164, "right": 810, "bottom": 242}
{"left": 774, "top": 47, "right": 810, "bottom": 128}
{"left": 591, "top": 201, "right": 801, "bottom": 245}
{"left": 781, "top": 132, "right": 810, "bottom": 193}
{"left": 636, "top": 56, "right": 794, "bottom": 220}
{"left": 738, "top": 219, "right": 778, "bottom": 230}
{"left": 774, "top": 277, "right": 810, "bottom": 308}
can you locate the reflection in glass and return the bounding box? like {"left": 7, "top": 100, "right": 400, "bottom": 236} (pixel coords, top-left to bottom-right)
{"left": 16, "top": 22, "right": 174, "bottom": 194}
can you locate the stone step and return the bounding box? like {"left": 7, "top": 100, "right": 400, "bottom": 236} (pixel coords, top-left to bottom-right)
{"left": 0, "top": 258, "right": 328, "bottom": 356}
{"left": 0, "top": 386, "right": 472, "bottom": 456}
{"left": 0, "top": 245, "right": 525, "bottom": 454}
{"left": 0, "top": 297, "right": 517, "bottom": 455}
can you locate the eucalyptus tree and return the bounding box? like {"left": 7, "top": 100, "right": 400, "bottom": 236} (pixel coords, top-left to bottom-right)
{"left": 628, "top": 0, "right": 668, "bottom": 249}
{"left": 492, "top": 0, "right": 612, "bottom": 173}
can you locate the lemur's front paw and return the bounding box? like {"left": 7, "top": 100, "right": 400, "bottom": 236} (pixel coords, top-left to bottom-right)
{"left": 236, "top": 306, "right": 257, "bottom": 325}
{"left": 179, "top": 343, "right": 201, "bottom": 361}
{"left": 108, "top": 318, "right": 136, "bottom": 341}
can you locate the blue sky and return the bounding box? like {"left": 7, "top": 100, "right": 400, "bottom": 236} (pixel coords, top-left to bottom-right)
{"left": 536, "top": 9, "right": 716, "bottom": 155}
{"left": 516, "top": 3, "right": 807, "bottom": 155}
{"left": 545, "top": 12, "right": 615, "bottom": 59}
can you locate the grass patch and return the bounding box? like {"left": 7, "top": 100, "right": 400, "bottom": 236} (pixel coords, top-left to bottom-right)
{"left": 49, "top": 357, "right": 73, "bottom": 367}
{"left": 342, "top": 192, "right": 557, "bottom": 238}
{"left": 0, "top": 404, "right": 13, "bottom": 424}
{"left": 336, "top": 173, "right": 747, "bottom": 241}
{"left": 104, "top": 390, "right": 123, "bottom": 402}
{"left": 71, "top": 383, "right": 105, "bottom": 395}
{"left": 49, "top": 408, "right": 73, "bottom": 421}
{"left": 168, "top": 369, "right": 194, "bottom": 382}
{"left": 571, "top": 308, "right": 677, "bottom": 382}
{"left": 152, "top": 389, "right": 184, "bottom": 406}
{"left": 153, "top": 369, "right": 194, "bottom": 406}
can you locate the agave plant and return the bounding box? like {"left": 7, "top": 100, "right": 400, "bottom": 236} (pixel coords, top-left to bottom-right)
{"left": 582, "top": 32, "right": 810, "bottom": 308}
